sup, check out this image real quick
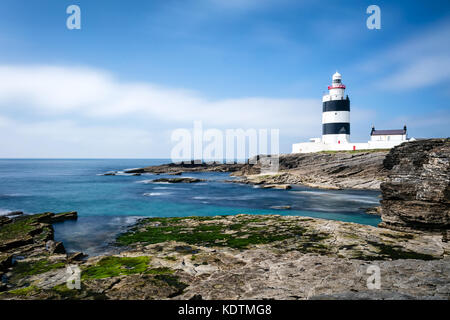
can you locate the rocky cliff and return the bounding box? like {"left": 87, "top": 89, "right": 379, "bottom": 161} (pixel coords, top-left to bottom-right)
{"left": 380, "top": 139, "right": 450, "bottom": 233}
{"left": 233, "top": 150, "right": 389, "bottom": 190}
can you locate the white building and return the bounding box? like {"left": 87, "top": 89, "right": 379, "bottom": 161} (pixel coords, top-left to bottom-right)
{"left": 292, "top": 72, "right": 413, "bottom": 153}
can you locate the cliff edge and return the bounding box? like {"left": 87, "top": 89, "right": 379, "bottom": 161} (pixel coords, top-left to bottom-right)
{"left": 380, "top": 138, "right": 450, "bottom": 233}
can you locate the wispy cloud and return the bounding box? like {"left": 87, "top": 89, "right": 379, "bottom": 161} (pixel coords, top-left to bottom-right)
{"left": 0, "top": 65, "right": 320, "bottom": 128}
{"left": 358, "top": 19, "right": 450, "bottom": 91}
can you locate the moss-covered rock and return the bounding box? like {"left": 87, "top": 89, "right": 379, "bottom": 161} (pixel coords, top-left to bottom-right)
{"left": 81, "top": 256, "right": 173, "bottom": 280}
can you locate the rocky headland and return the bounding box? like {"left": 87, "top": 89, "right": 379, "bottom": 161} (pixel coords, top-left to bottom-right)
{"left": 127, "top": 150, "right": 390, "bottom": 190}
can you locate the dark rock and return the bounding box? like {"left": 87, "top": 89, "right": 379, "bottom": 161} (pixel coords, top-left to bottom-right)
{"left": 0, "top": 236, "right": 34, "bottom": 251}
{"left": 0, "top": 254, "right": 13, "bottom": 272}
{"left": 4, "top": 211, "right": 23, "bottom": 217}
{"left": 0, "top": 216, "right": 10, "bottom": 226}
{"left": 380, "top": 139, "right": 450, "bottom": 232}
{"left": 35, "top": 212, "right": 55, "bottom": 223}
{"left": 68, "top": 252, "right": 86, "bottom": 262}
{"left": 167, "top": 171, "right": 182, "bottom": 175}
{"left": 262, "top": 184, "right": 292, "bottom": 190}
{"left": 45, "top": 240, "right": 66, "bottom": 254}
{"left": 126, "top": 162, "right": 250, "bottom": 175}
{"left": 51, "top": 211, "right": 78, "bottom": 223}
{"left": 152, "top": 178, "right": 204, "bottom": 183}
{"left": 364, "top": 206, "right": 381, "bottom": 216}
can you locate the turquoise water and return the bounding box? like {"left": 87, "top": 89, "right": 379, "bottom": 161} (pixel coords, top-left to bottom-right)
{"left": 0, "top": 159, "right": 381, "bottom": 255}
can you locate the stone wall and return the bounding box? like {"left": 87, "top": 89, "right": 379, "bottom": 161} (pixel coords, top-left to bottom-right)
{"left": 380, "top": 139, "right": 450, "bottom": 233}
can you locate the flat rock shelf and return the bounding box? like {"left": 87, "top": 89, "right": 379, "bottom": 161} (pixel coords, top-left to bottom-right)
{"left": 1, "top": 214, "right": 448, "bottom": 300}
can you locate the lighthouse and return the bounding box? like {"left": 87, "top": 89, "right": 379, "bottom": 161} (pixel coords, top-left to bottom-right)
{"left": 291, "top": 71, "right": 413, "bottom": 153}
{"left": 322, "top": 72, "right": 350, "bottom": 144}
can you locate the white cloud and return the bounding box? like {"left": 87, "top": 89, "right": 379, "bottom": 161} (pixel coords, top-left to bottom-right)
{"left": 0, "top": 64, "right": 348, "bottom": 157}
{"left": 0, "top": 64, "right": 321, "bottom": 128}
{"left": 380, "top": 56, "right": 450, "bottom": 90}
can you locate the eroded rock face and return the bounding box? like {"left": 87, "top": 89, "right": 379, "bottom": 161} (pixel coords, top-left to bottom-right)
{"left": 380, "top": 139, "right": 450, "bottom": 232}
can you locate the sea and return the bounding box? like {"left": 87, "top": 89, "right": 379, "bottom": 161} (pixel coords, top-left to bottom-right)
{"left": 0, "top": 159, "right": 381, "bottom": 256}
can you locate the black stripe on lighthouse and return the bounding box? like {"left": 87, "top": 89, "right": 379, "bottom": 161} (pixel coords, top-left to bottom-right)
{"left": 323, "top": 99, "right": 350, "bottom": 112}
{"left": 322, "top": 123, "right": 350, "bottom": 135}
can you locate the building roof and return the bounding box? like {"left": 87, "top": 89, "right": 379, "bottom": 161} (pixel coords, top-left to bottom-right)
{"left": 371, "top": 129, "right": 406, "bottom": 136}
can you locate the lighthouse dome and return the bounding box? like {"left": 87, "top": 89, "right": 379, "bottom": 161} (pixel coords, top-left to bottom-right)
{"left": 332, "top": 71, "right": 342, "bottom": 80}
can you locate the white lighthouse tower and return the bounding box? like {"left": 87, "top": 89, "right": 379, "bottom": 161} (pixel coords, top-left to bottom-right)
{"left": 291, "top": 71, "right": 413, "bottom": 153}
{"left": 321, "top": 72, "right": 350, "bottom": 144}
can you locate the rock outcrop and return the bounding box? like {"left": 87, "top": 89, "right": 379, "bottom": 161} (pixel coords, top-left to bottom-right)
{"left": 230, "top": 151, "right": 388, "bottom": 190}
{"left": 380, "top": 139, "right": 450, "bottom": 233}
{"left": 129, "top": 150, "right": 389, "bottom": 190}
{"left": 152, "top": 177, "right": 205, "bottom": 183}
{"left": 125, "top": 162, "right": 251, "bottom": 174}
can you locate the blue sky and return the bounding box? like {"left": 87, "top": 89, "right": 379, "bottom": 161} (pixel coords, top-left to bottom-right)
{"left": 0, "top": 0, "right": 449, "bottom": 158}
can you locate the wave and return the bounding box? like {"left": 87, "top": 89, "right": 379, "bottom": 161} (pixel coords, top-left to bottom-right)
{"left": 136, "top": 179, "right": 167, "bottom": 184}
{"left": 0, "top": 209, "right": 12, "bottom": 216}
{"left": 143, "top": 192, "right": 173, "bottom": 197}
{"left": 0, "top": 208, "right": 24, "bottom": 216}
{"left": 192, "top": 195, "right": 259, "bottom": 201}
{"left": 110, "top": 216, "right": 141, "bottom": 225}
{"left": 293, "top": 190, "right": 340, "bottom": 196}
{"left": 0, "top": 193, "right": 28, "bottom": 197}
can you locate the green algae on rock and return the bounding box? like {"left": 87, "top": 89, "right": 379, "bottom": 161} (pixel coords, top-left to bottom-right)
{"left": 116, "top": 214, "right": 446, "bottom": 261}
{"left": 81, "top": 256, "right": 174, "bottom": 280}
